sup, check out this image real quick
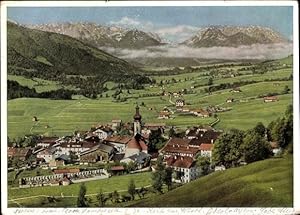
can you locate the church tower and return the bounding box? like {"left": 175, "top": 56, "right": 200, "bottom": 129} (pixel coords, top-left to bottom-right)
{"left": 133, "top": 104, "right": 142, "bottom": 135}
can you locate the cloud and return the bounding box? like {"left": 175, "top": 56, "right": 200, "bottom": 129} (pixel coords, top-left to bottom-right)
{"left": 101, "top": 43, "right": 293, "bottom": 60}
{"left": 109, "top": 16, "right": 154, "bottom": 31}
{"left": 154, "top": 25, "right": 200, "bottom": 43}
{"left": 109, "top": 17, "right": 199, "bottom": 43}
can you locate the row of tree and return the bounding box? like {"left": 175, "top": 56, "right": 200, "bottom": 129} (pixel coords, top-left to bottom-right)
{"left": 8, "top": 80, "right": 74, "bottom": 100}
{"left": 212, "top": 105, "right": 293, "bottom": 168}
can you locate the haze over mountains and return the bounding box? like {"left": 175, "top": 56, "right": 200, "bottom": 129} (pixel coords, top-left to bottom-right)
{"left": 23, "top": 21, "right": 292, "bottom": 63}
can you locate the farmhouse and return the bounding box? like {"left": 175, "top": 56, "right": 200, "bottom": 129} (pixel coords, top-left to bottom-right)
{"left": 175, "top": 99, "right": 185, "bottom": 108}
{"left": 160, "top": 138, "right": 199, "bottom": 158}
{"left": 199, "top": 143, "right": 214, "bottom": 157}
{"left": 264, "top": 96, "right": 279, "bottom": 102}
{"left": 231, "top": 87, "right": 242, "bottom": 93}
{"left": 59, "top": 141, "right": 98, "bottom": 155}
{"left": 121, "top": 152, "right": 151, "bottom": 169}
{"left": 104, "top": 135, "right": 131, "bottom": 153}
{"left": 191, "top": 109, "right": 210, "bottom": 117}
{"left": 226, "top": 98, "right": 234, "bottom": 103}
{"left": 111, "top": 119, "right": 122, "bottom": 130}
{"left": 37, "top": 136, "right": 59, "bottom": 148}
{"left": 36, "top": 147, "right": 57, "bottom": 163}
{"left": 158, "top": 111, "right": 171, "bottom": 119}
{"left": 7, "top": 147, "right": 32, "bottom": 161}
{"left": 166, "top": 156, "right": 201, "bottom": 183}
{"left": 89, "top": 126, "right": 113, "bottom": 140}
{"left": 80, "top": 144, "right": 114, "bottom": 163}
{"left": 270, "top": 141, "right": 282, "bottom": 156}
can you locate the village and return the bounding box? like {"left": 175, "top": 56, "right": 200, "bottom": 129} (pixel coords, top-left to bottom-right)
{"left": 8, "top": 97, "right": 282, "bottom": 190}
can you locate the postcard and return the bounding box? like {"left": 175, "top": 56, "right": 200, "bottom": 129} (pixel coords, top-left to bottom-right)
{"left": 1, "top": 1, "right": 299, "bottom": 215}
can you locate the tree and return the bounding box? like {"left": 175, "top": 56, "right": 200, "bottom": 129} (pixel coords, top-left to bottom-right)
{"left": 128, "top": 179, "right": 136, "bottom": 200}
{"left": 282, "top": 85, "right": 290, "bottom": 94}
{"left": 77, "top": 183, "right": 88, "bottom": 207}
{"left": 168, "top": 127, "right": 176, "bottom": 138}
{"left": 241, "top": 131, "right": 272, "bottom": 163}
{"left": 196, "top": 156, "right": 211, "bottom": 176}
{"left": 151, "top": 156, "right": 165, "bottom": 193}
{"left": 148, "top": 129, "right": 165, "bottom": 152}
{"left": 163, "top": 167, "right": 173, "bottom": 191}
{"left": 208, "top": 77, "right": 213, "bottom": 86}
{"left": 253, "top": 122, "right": 266, "bottom": 137}
{"left": 96, "top": 189, "right": 107, "bottom": 207}
{"left": 112, "top": 190, "right": 120, "bottom": 203}
{"left": 212, "top": 129, "right": 245, "bottom": 168}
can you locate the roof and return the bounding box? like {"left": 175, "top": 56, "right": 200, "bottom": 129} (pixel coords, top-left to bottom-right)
{"left": 112, "top": 119, "right": 122, "bottom": 123}
{"left": 113, "top": 153, "right": 125, "bottom": 162}
{"left": 144, "top": 123, "right": 166, "bottom": 128}
{"left": 166, "top": 156, "right": 194, "bottom": 169}
{"left": 80, "top": 143, "right": 114, "bottom": 156}
{"left": 187, "top": 129, "right": 222, "bottom": 143}
{"left": 53, "top": 168, "right": 80, "bottom": 174}
{"left": 111, "top": 166, "right": 125, "bottom": 171}
{"left": 165, "top": 137, "right": 191, "bottom": 147}
{"left": 105, "top": 136, "right": 131, "bottom": 144}
{"left": 127, "top": 137, "right": 147, "bottom": 151}
{"left": 38, "top": 147, "right": 56, "bottom": 155}
{"left": 192, "top": 109, "right": 210, "bottom": 115}
{"left": 56, "top": 154, "right": 70, "bottom": 161}
{"left": 159, "top": 112, "right": 171, "bottom": 116}
{"left": 7, "top": 147, "right": 31, "bottom": 157}
{"left": 199, "top": 143, "right": 213, "bottom": 151}
{"left": 38, "top": 137, "right": 59, "bottom": 143}
{"left": 264, "top": 96, "right": 278, "bottom": 100}
{"left": 176, "top": 99, "right": 185, "bottom": 102}
{"left": 127, "top": 152, "right": 151, "bottom": 164}
{"left": 270, "top": 141, "right": 279, "bottom": 149}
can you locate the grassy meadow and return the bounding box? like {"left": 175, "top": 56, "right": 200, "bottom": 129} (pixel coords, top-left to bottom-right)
{"left": 8, "top": 56, "right": 292, "bottom": 137}
{"left": 130, "top": 155, "right": 293, "bottom": 207}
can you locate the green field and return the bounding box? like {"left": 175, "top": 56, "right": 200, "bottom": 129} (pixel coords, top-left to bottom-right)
{"left": 130, "top": 155, "right": 293, "bottom": 207}
{"left": 8, "top": 172, "right": 151, "bottom": 201}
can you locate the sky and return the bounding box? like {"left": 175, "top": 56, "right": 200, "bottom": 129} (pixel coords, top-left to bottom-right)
{"left": 8, "top": 6, "right": 293, "bottom": 43}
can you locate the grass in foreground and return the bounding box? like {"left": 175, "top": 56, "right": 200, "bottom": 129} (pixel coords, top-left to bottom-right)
{"left": 130, "top": 155, "right": 293, "bottom": 207}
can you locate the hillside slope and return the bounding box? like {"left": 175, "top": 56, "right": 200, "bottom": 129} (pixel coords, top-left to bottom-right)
{"left": 131, "top": 156, "right": 293, "bottom": 207}
{"left": 7, "top": 21, "right": 149, "bottom": 85}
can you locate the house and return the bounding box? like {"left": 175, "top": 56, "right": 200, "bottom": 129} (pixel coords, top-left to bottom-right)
{"left": 186, "top": 127, "right": 221, "bottom": 142}
{"left": 158, "top": 111, "right": 171, "bottom": 119}
{"left": 226, "top": 98, "right": 234, "bottom": 103}
{"left": 110, "top": 166, "right": 125, "bottom": 175}
{"left": 36, "top": 147, "right": 57, "bottom": 163}
{"left": 270, "top": 141, "right": 282, "bottom": 155}
{"left": 199, "top": 144, "right": 214, "bottom": 158}
{"left": 49, "top": 159, "right": 65, "bottom": 168}
{"left": 214, "top": 165, "right": 226, "bottom": 171}
{"left": 53, "top": 168, "right": 80, "bottom": 175}
{"left": 36, "top": 137, "right": 59, "bottom": 148}
{"left": 160, "top": 138, "right": 199, "bottom": 158}
{"left": 104, "top": 135, "right": 132, "bottom": 153}
{"left": 8, "top": 147, "right": 32, "bottom": 161}
{"left": 175, "top": 99, "right": 185, "bottom": 108}
{"left": 80, "top": 144, "right": 114, "bottom": 163}
{"left": 143, "top": 123, "right": 166, "bottom": 134}
{"left": 89, "top": 126, "right": 113, "bottom": 140}
{"left": 191, "top": 109, "right": 210, "bottom": 117}
{"left": 166, "top": 156, "right": 201, "bottom": 183}
{"left": 231, "top": 87, "right": 241, "bottom": 93}
{"left": 59, "top": 141, "right": 98, "bottom": 155}
{"left": 111, "top": 119, "right": 122, "bottom": 130}
{"left": 264, "top": 96, "right": 279, "bottom": 102}
{"left": 121, "top": 152, "right": 151, "bottom": 169}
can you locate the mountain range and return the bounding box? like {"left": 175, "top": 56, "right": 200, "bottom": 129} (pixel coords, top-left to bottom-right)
{"left": 26, "top": 22, "right": 289, "bottom": 49}
{"left": 182, "top": 25, "right": 288, "bottom": 47}
{"left": 26, "top": 22, "right": 165, "bottom": 49}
